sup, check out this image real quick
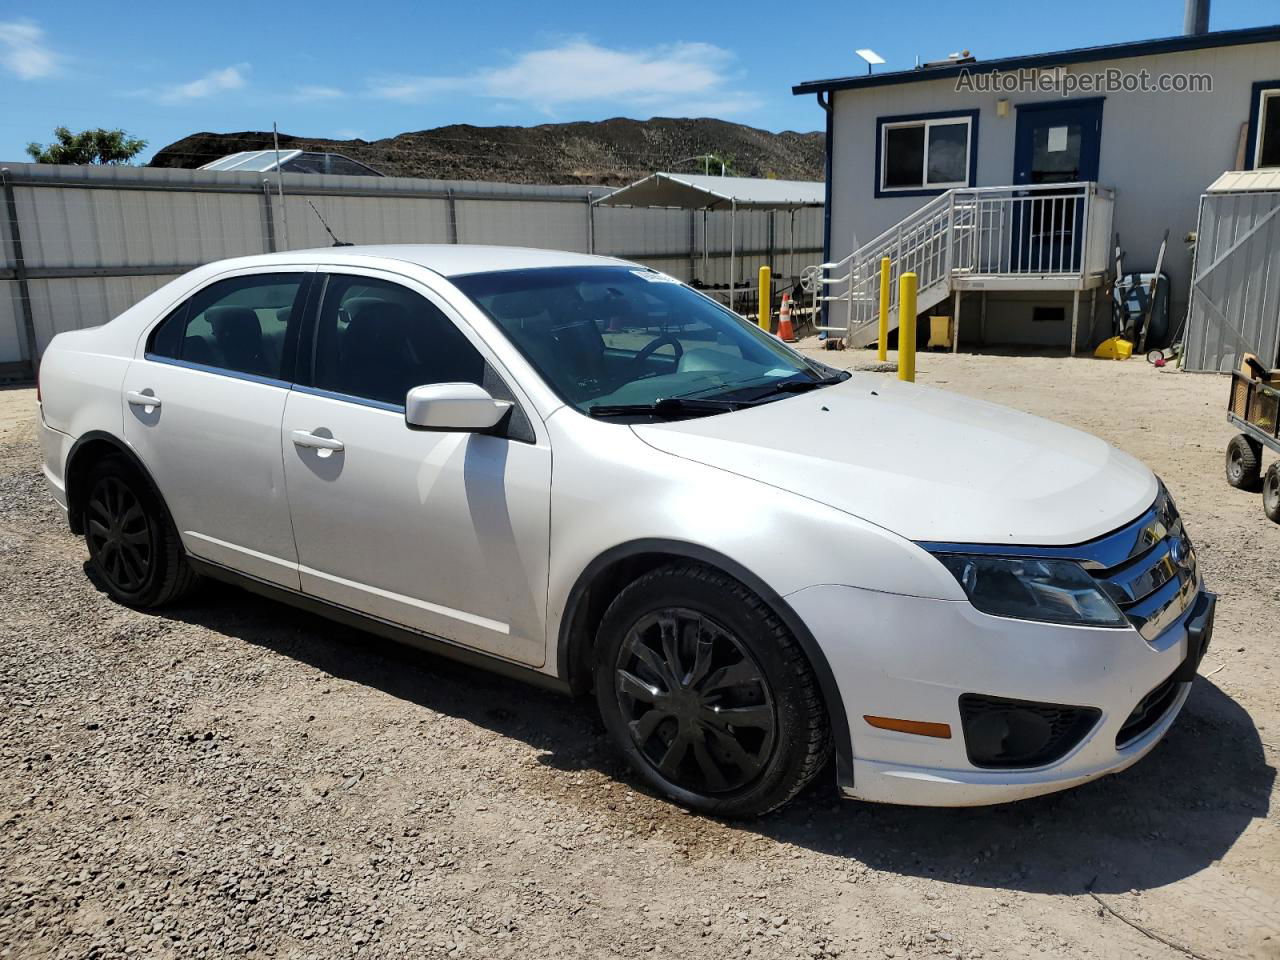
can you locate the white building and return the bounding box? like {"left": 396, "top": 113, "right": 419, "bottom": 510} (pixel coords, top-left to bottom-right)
{"left": 794, "top": 16, "right": 1280, "bottom": 351}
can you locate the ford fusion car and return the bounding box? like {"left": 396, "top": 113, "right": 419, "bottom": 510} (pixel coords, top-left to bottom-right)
{"left": 36, "top": 245, "right": 1215, "bottom": 816}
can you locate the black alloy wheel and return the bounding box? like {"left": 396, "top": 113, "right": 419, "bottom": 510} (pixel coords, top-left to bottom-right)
{"left": 86, "top": 474, "right": 155, "bottom": 594}
{"left": 81, "top": 456, "right": 197, "bottom": 608}
{"left": 614, "top": 607, "right": 777, "bottom": 794}
{"left": 594, "top": 562, "right": 831, "bottom": 817}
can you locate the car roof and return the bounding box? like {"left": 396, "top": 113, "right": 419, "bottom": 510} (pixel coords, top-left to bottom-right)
{"left": 214, "top": 244, "right": 630, "bottom": 278}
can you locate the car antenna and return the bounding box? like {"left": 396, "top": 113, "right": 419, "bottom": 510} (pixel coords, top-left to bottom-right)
{"left": 307, "top": 200, "right": 353, "bottom": 247}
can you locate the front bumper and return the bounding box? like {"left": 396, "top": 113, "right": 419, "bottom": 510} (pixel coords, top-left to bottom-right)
{"left": 787, "top": 582, "right": 1213, "bottom": 807}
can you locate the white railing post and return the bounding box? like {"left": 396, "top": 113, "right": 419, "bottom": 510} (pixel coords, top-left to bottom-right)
{"left": 894, "top": 222, "right": 904, "bottom": 315}
{"left": 945, "top": 189, "right": 956, "bottom": 284}
{"left": 1078, "top": 183, "right": 1093, "bottom": 282}
{"left": 846, "top": 263, "right": 854, "bottom": 337}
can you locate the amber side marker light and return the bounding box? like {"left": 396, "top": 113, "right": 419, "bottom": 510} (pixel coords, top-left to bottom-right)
{"left": 864, "top": 715, "right": 952, "bottom": 739}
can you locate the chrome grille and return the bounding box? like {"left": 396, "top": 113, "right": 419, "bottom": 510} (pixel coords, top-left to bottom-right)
{"left": 1083, "top": 488, "right": 1199, "bottom": 642}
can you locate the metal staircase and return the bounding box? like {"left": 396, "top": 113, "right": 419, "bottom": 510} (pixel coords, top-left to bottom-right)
{"left": 816, "top": 182, "right": 1114, "bottom": 350}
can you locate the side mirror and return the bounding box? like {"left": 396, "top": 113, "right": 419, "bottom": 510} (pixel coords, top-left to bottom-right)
{"left": 405, "top": 382, "right": 513, "bottom": 432}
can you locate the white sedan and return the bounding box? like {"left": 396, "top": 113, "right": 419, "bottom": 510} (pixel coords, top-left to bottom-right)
{"left": 36, "top": 245, "right": 1214, "bottom": 816}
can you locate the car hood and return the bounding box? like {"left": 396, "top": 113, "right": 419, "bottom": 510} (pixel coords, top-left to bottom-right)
{"left": 631, "top": 374, "right": 1158, "bottom": 546}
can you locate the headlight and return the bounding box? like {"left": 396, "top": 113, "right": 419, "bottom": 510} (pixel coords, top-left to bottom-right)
{"left": 932, "top": 554, "right": 1128, "bottom": 628}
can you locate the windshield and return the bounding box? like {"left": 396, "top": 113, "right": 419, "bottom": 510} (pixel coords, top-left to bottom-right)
{"left": 452, "top": 265, "right": 837, "bottom": 416}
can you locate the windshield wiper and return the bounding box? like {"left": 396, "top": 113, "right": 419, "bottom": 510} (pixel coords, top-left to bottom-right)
{"left": 747, "top": 372, "right": 850, "bottom": 400}
{"left": 587, "top": 396, "right": 748, "bottom": 419}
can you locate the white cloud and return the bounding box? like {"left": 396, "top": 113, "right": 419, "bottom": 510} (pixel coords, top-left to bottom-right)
{"left": 0, "top": 20, "right": 58, "bottom": 79}
{"left": 369, "top": 75, "right": 464, "bottom": 101}
{"left": 370, "top": 39, "right": 756, "bottom": 116}
{"left": 293, "top": 84, "right": 345, "bottom": 102}
{"left": 159, "top": 64, "right": 248, "bottom": 103}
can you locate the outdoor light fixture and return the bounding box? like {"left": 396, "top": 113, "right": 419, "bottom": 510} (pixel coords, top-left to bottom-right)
{"left": 856, "top": 48, "right": 885, "bottom": 74}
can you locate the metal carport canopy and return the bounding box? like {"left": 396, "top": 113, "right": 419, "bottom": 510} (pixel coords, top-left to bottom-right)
{"left": 595, "top": 173, "right": 824, "bottom": 312}
{"left": 594, "top": 172, "right": 824, "bottom": 211}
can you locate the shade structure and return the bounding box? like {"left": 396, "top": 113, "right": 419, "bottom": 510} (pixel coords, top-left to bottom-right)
{"left": 595, "top": 173, "right": 824, "bottom": 313}
{"left": 594, "top": 172, "right": 824, "bottom": 211}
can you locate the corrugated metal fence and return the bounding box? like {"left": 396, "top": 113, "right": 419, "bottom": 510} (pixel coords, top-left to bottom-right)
{"left": 1184, "top": 186, "right": 1280, "bottom": 373}
{"left": 0, "top": 162, "right": 823, "bottom": 378}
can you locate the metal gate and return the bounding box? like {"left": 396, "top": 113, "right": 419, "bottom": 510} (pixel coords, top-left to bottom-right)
{"left": 1184, "top": 173, "right": 1280, "bottom": 373}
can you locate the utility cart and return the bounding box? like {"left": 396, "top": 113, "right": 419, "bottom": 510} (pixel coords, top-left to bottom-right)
{"left": 1225, "top": 358, "right": 1280, "bottom": 523}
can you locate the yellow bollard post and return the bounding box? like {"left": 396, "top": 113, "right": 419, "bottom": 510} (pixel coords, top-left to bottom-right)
{"left": 878, "top": 257, "right": 891, "bottom": 362}
{"left": 758, "top": 265, "right": 771, "bottom": 332}
{"left": 898, "top": 272, "right": 917, "bottom": 383}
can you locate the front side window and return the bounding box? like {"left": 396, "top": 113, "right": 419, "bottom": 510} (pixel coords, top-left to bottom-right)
{"left": 148, "top": 272, "right": 307, "bottom": 381}
{"left": 1256, "top": 88, "right": 1280, "bottom": 168}
{"left": 309, "top": 275, "right": 486, "bottom": 407}
{"left": 879, "top": 114, "right": 974, "bottom": 192}
{"left": 452, "top": 266, "right": 836, "bottom": 415}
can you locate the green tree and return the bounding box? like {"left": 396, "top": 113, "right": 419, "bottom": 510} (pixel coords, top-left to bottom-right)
{"left": 25, "top": 127, "right": 147, "bottom": 165}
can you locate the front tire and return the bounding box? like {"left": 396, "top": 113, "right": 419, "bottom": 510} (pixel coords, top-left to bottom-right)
{"left": 83, "top": 457, "right": 196, "bottom": 608}
{"left": 1264, "top": 462, "right": 1280, "bottom": 524}
{"left": 594, "top": 563, "right": 831, "bottom": 817}
{"left": 1226, "top": 434, "right": 1263, "bottom": 490}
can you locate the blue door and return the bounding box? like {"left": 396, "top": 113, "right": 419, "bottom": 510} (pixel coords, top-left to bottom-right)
{"left": 1012, "top": 98, "right": 1104, "bottom": 272}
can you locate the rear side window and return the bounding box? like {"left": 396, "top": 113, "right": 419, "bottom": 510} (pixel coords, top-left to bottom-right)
{"left": 148, "top": 273, "right": 308, "bottom": 381}
{"left": 309, "top": 275, "right": 486, "bottom": 406}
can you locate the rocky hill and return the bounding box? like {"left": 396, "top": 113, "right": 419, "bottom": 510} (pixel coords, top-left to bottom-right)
{"left": 150, "top": 117, "right": 825, "bottom": 185}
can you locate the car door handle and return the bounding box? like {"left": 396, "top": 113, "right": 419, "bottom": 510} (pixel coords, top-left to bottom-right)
{"left": 126, "top": 390, "right": 161, "bottom": 408}
{"left": 291, "top": 429, "right": 344, "bottom": 452}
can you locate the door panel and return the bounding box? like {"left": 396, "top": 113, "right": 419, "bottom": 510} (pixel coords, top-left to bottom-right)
{"left": 281, "top": 390, "right": 551, "bottom": 666}
{"left": 1012, "top": 100, "right": 1103, "bottom": 272}
{"left": 123, "top": 361, "right": 299, "bottom": 586}
{"left": 123, "top": 270, "right": 310, "bottom": 587}
{"left": 282, "top": 268, "right": 551, "bottom": 666}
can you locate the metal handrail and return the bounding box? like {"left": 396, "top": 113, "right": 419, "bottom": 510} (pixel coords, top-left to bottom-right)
{"left": 815, "top": 182, "right": 1111, "bottom": 340}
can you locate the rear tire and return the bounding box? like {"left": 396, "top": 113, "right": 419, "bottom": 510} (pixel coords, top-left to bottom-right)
{"left": 1226, "top": 434, "right": 1263, "bottom": 490}
{"left": 593, "top": 562, "right": 831, "bottom": 818}
{"left": 1264, "top": 462, "right": 1280, "bottom": 524}
{"left": 83, "top": 457, "right": 197, "bottom": 608}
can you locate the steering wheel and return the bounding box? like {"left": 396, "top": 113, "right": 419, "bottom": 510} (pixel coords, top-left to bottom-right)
{"left": 633, "top": 334, "right": 684, "bottom": 366}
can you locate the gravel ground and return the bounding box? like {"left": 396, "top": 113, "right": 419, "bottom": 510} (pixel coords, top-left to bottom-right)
{"left": 1, "top": 353, "right": 1277, "bottom": 960}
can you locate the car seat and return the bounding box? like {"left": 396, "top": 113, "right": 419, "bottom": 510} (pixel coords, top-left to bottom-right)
{"left": 206, "top": 306, "right": 270, "bottom": 376}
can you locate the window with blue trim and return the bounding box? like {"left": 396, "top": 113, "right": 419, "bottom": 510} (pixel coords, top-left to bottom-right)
{"left": 1255, "top": 84, "right": 1280, "bottom": 168}
{"left": 876, "top": 111, "right": 977, "bottom": 195}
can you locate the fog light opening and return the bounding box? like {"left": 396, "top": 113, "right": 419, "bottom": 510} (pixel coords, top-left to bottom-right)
{"left": 959, "top": 694, "right": 1101, "bottom": 769}
{"left": 967, "top": 709, "right": 1052, "bottom": 763}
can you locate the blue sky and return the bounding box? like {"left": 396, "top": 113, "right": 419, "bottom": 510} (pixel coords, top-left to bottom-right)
{"left": 0, "top": 0, "right": 1271, "bottom": 163}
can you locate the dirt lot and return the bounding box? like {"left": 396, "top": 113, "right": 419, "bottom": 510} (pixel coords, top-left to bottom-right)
{"left": 1, "top": 352, "right": 1278, "bottom": 960}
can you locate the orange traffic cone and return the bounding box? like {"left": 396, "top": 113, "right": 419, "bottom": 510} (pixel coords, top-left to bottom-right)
{"left": 778, "top": 292, "right": 797, "bottom": 342}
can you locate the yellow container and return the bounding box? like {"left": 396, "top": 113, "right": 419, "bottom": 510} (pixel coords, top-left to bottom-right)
{"left": 928, "top": 316, "right": 952, "bottom": 350}
{"left": 1094, "top": 336, "right": 1133, "bottom": 360}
